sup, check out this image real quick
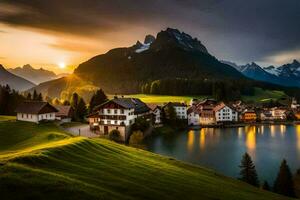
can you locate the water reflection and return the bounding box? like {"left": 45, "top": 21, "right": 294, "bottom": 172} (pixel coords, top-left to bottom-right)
{"left": 200, "top": 129, "right": 205, "bottom": 150}
{"left": 280, "top": 125, "right": 286, "bottom": 138}
{"left": 270, "top": 125, "right": 276, "bottom": 137}
{"left": 245, "top": 126, "right": 256, "bottom": 157}
{"left": 296, "top": 125, "right": 300, "bottom": 151}
{"left": 187, "top": 130, "right": 195, "bottom": 152}
{"left": 145, "top": 125, "right": 300, "bottom": 182}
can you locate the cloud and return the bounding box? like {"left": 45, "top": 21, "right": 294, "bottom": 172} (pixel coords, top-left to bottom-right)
{"left": 48, "top": 40, "right": 101, "bottom": 53}
{"left": 0, "top": 0, "right": 299, "bottom": 65}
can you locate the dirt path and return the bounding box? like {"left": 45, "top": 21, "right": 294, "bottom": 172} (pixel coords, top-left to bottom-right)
{"left": 63, "top": 124, "right": 99, "bottom": 138}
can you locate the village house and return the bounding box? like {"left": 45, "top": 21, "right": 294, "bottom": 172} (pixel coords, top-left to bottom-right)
{"left": 241, "top": 110, "right": 257, "bottom": 122}
{"left": 213, "top": 102, "right": 238, "bottom": 123}
{"left": 55, "top": 105, "right": 74, "bottom": 123}
{"left": 88, "top": 97, "right": 151, "bottom": 141}
{"left": 152, "top": 106, "right": 162, "bottom": 124}
{"left": 187, "top": 106, "right": 200, "bottom": 126}
{"left": 271, "top": 107, "right": 287, "bottom": 120}
{"left": 16, "top": 101, "right": 58, "bottom": 123}
{"left": 291, "top": 98, "right": 300, "bottom": 110}
{"left": 260, "top": 110, "right": 273, "bottom": 121}
{"left": 163, "top": 102, "right": 187, "bottom": 119}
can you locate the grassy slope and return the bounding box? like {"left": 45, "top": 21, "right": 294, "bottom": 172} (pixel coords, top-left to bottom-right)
{"left": 0, "top": 121, "right": 290, "bottom": 200}
{"left": 242, "top": 88, "right": 286, "bottom": 102}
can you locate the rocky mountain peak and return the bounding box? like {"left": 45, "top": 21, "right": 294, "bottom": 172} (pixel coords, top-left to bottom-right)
{"left": 23, "top": 64, "right": 33, "bottom": 70}
{"left": 292, "top": 59, "right": 300, "bottom": 65}
{"left": 151, "top": 27, "right": 208, "bottom": 53}
{"left": 144, "top": 35, "right": 155, "bottom": 44}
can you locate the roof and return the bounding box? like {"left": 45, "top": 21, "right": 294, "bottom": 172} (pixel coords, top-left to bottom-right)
{"left": 16, "top": 101, "right": 58, "bottom": 114}
{"left": 55, "top": 105, "right": 73, "bottom": 117}
{"left": 164, "top": 102, "right": 187, "bottom": 108}
{"left": 197, "top": 98, "right": 217, "bottom": 106}
{"left": 187, "top": 106, "right": 200, "bottom": 114}
{"left": 243, "top": 109, "right": 256, "bottom": 114}
{"left": 213, "top": 102, "right": 226, "bottom": 112}
{"left": 94, "top": 98, "right": 150, "bottom": 114}
{"left": 146, "top": 103, "right": 160, "bottom": 111}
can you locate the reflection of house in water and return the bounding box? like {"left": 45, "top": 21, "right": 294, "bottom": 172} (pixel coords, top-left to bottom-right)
{"left": 245, "top": 126, "right": 256, "bottom": 157}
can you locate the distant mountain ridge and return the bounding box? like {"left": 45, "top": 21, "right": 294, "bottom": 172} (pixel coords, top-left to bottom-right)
{"left": 8, "top": 64, "right": 58, "bottom": 84}
{"left": 223, "top": 60, "right": 300, "bottom": 87}
{"left": 0, "top": 64, "right": 35, "bottom": 91}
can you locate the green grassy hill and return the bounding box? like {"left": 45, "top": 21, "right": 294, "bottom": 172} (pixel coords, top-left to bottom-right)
{"left": 0, "top": 120, "right": 290, "bottom": 200}
{"left": 110, "top": 89, "right": 286, "bottom": 104}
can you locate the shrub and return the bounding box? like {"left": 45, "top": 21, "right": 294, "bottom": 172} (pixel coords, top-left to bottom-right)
{"left": 108, "top": 129, "right": 121, "bottom": 142}
{"left": 129, "top": 131, "right": 144, "bottom": 145}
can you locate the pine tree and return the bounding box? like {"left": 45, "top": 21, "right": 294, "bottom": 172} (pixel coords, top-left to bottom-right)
{"left": 33, "top": 90, "right": 38, "bottom": 101}
{"left": 273, "top": 159, "right": 296, "bottom": 197}
{"left": 89, "top": 89, "right": 107, "bottom": 113}
{"left": 37, "top": 93, "right": 43, "bottom": 101}
{"left": 71, "top": 93, "right": 79, "bottom": 109}
{"left": 262, "top": 181, "right": 270, "bottom": 191}
{"left": 77, "top": 98, "right": 87, "bottom": 121}
{"left": 239, "top": 153, "right": 259, "bottom": 187}
{"left": 63, "top": 100, "right": 71, "bottom": 106}
{"left": 26, "top": 93, "right": 32, "bottom": 100}
{"left": 163, "top": 103, "right": 177, "bottom": 125}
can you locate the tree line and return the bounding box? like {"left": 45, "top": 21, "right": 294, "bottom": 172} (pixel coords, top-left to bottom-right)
{"left": 140, "top": 78, "right": 255, "bottom": 101}
{"left": 239, "top": 153, "right": 296, "bottom": 198}
{"left": 140, "top": 78, "right": 300, "bottom": 102}
{"left": 0, "top": 85, "right": 25, "bottom": 115}
{"left": 51, "top": 89, "right": 108, "bottom": 121}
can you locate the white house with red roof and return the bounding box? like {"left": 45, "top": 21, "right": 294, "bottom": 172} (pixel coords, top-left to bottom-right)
{"left": 214, "top": 102, "right": 238, "bottom": 122}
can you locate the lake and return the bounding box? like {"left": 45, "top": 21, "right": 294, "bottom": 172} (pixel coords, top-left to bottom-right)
{"left": 145, "top": 125, "right": 300, "bottom": 183}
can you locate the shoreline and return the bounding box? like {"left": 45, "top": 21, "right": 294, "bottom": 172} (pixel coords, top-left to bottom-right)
{"left": 189, "top": 121, "right": 300, "bottom": 129}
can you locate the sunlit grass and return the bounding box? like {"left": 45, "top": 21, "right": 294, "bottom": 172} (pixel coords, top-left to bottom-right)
{"left": 108, "top": 94, "right": 206, "bottom": 104}
{"left": 0, "top": 115, "right": 16, "bottom": 121}
{"left": 0, "top": 121, "right": 291, "bottom": 200}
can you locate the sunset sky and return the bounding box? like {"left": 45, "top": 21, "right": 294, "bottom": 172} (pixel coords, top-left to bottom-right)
{"left": 0, "top": 0, "right": 299, "bottom": 74}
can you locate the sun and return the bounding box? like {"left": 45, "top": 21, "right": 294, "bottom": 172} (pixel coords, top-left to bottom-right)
{"left": 58, "top": 62, "right": 66, "bottom": 69}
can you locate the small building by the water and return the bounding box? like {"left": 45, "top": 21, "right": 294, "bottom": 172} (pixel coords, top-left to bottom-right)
{"left": 241, "top": 110, "right": 257, "bottom": 122}
{"left": 213, "top": 102, "right": 238, "bottom": 123}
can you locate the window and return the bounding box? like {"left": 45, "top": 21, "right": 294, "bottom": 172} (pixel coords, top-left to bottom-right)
{"left": 121, "top": 109, "right": 124, "bottom": 114}
{"left": 115, "top": 120, "right": 117, "bottom": 124}
{"left": 114, "top": 109, "right": 118, "bottom": 114}
{"left": 107, "top": 109, "right": 111, "bottom": 114}
{"left": 107, "top": 120, "right": 111, "bottom": 124}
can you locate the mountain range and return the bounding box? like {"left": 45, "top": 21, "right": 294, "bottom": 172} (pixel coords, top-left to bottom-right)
{"left": 29, "top": 28, "right": 246, "bottom": 98}
{"left": 224, "top": 60, "right": 300, "bottom": 87}
{"left": 5, "top": 27, "right": 300, "bottom": 100}
{"left": 8, "top": 64, "right": 67, "bottom": 84}
{"left": 0, "top": 64, "right": 36, "bottom": 91}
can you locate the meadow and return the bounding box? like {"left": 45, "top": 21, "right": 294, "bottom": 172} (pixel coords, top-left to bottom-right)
{"left": 111, "top": 88, "right": 287, "bottom": 104}
{"left": 0, "top": 119, "right": 291, "bottom": 200}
